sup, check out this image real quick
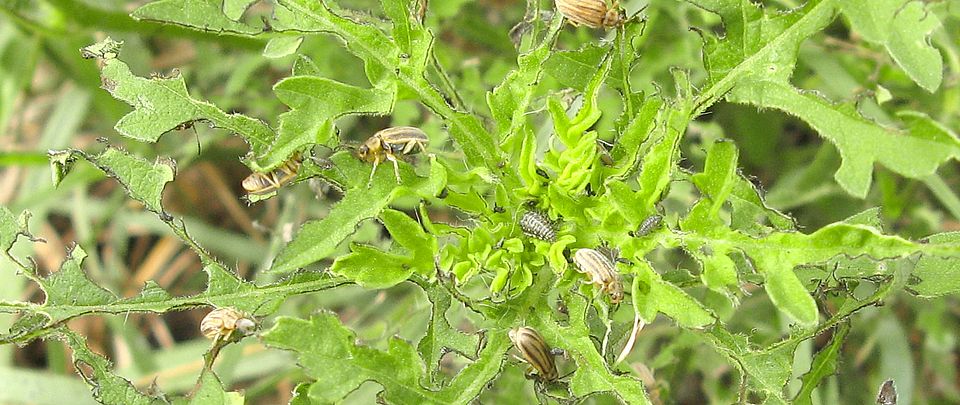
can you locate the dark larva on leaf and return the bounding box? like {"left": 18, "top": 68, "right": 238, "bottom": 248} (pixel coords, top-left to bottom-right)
{"left": 520, "top": 211, "right": 557, "bottom": 242}
{"left": 634, "top": 214, "right": 663, "bottom": 237}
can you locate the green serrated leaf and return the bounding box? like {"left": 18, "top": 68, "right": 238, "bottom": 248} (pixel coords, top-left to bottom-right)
{"left": 41, "top": 246, "right": 116, "bottom": 307}
{"left": 84, "top": 39, "right": 274, "bottom": 154}
{"left": 262, "top": 312, "right": 499, "bottom": 404}
{"left": 263, "top": 35, "right": 304, "bottom": 58}
{"left": 544, "top": 44, "right": 608, "bottom": 92}
{"left": 0, "top": 207, "right": 35, "bottom": 255}
{"left": 273, "top": 0, "right": 508, "bottom": 181}
{"left": 2, "top": 264, "right": 343, "bottom": 344}
{"left": 187, "top": 370, "right": 244, "bottom": 405}
{"left": 755, "top": 84, "right": 960, "bottom": 198}
{"left": 95, "top": 148, "right": 175, "bottom": 214}
{"left": 60, "top": 329, "right": 165, "bottom": 405}
{"left": 691, "top": 139, "right": 738, "bottom": 217}
{"left": 701, "top": 326, "right": 797, "bottom": 404}
{"left": 607, "top": 97, "right": 660, "bottom": 178}
{"left": 331, "top": 244, "right": 413, "bottom": 288}
{"left": 794, "top": 323, "right": 849, "bottom": 405}
{"left": 416, "top": 282, "right": 480, "bottom": 387}
{"left": 132, "top": 0, "right": 262, "bottom": 34}
{"left": 837, "top": 0, "right": 943, "bottom": 91}
{"left": 534, "top": 291, "right": 650, "bottom": 403}
{"left": 631, "top": 260, "right": 715, "bottom": 328}
{"left": 694, "top": 0, "right": 960, "bottom": 198}
{"left": 264, "top": 76, "right": 394, "bottom": 169}
{"left": 910, "top": 232, "right": 960, "bottom": 297}
{"left": 734, "top": 223, "right": 940, "bottom": 325}
{"left": 488, "top": 13, "right": 563, "bottom": 151}
{"left": 273, "top": 0, "right": 399, "bottom": 87}
{"left": 270, "top": 153, "right": 445, "bottom": 273}
{"left": 49, "top": 147, "right": 174, "bottom": 216}
{"left": 380, "top": 209, "right": 436, "bottom": 274}
{"left": 636, "top": 105, "right": 690, "bottom": 208}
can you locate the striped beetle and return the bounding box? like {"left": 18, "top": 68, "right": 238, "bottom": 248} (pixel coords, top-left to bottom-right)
{"left": 358, "top": 126, "right": 429, "bottom": 184}
{"left": 520, "top": 210, "right": 557, "bottom": 242}
{"left": 508, "top": 326, "right": 559, "bottom": 382}
{"left": 241, "top": 152, "right": 303, "bottom": 195}
{"left": 555, "top": 0, "right": 624, "bottom": 29}
{"left": 572, "top": 248, "right": 624, "bottom": 304}
{"left": 200, "top": 307, "right": 257, "bottom": 343}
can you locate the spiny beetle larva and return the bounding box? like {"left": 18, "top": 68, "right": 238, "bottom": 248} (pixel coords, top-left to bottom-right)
{"left": 520, "top": 210, "right": 558, "bottom": 242}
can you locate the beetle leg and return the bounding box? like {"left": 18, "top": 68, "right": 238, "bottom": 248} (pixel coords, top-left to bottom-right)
{"left": 386, "top": 153, "right": 402, "bottom": 183}
{"left": 367, "top": 155, "right": 381, "bottom": 187}
{"left": 267, "top": 171, "right": 282, "bottom": 191}
{"left": 400, "top": 140, "right": 417, "bottom": 155}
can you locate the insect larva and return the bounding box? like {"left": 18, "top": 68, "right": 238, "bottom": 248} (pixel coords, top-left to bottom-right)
{"left": 242, "top": 152, "right": 303, "bottom": 195}
{"left": 520, "top": 211, "right": 557, "bottom": 242}
{"left": 200, "top": 307, "right": 257, "bottom": 342}
{"left": 555, "top": 0, "right": 624, "bottom": 29}
{"left": 572, "top": 248, "right": 624, "bottom": 303}
{"left": 633, "top": 214, "right": 663, "bottom": 237}
{"left": 876, "top": 380, "right": 897, "bottom": 405}
{"left": 357, "top": 126, "right": 429, "bottom": 184}
{"left": 508, "top": 327, "right": 559, "bottom": 382}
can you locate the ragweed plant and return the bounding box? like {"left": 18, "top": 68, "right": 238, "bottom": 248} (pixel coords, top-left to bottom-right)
{"left": 2, "top": 0, "right": 960, "bottom": 403}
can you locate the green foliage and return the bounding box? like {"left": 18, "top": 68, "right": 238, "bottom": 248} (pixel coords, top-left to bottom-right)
{"left": 2, "top": 0, "right": 960, "bottom": 403}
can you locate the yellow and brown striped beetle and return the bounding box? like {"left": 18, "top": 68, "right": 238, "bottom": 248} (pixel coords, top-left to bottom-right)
{"left": 555, "top": 0, "right": 624, "bottom": 29}
{"left": 357, "top": 126, "right": 429, "bottom": 184}
{"left": 572, "top": 248, "right": 624, "bottom": 304}
{"left": 509, "top": 326, "right": 559, "bottom": 382}
{"left": 241, "top": 152, "right": 303, "bottom": 195}
{"left": 200, "top": 307, "right": 257, "bottom": 343}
